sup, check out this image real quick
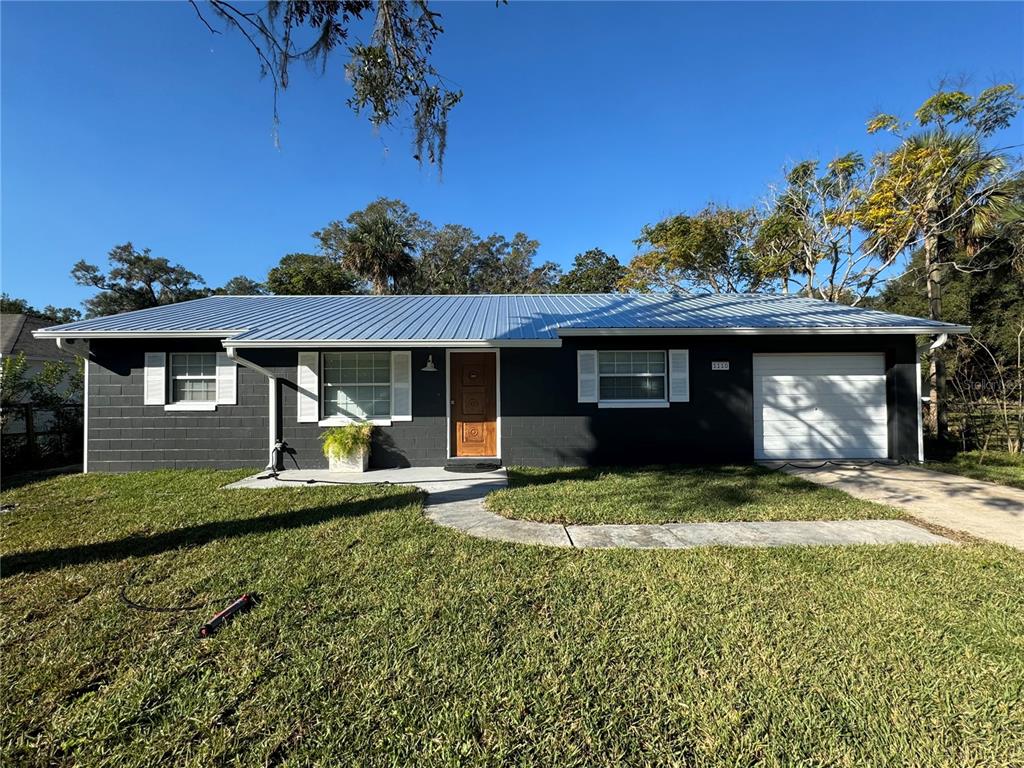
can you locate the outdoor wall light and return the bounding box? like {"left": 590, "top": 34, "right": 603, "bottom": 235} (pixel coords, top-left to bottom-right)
{"left": 421, "top": 354, "right": 438, "bottom": 372}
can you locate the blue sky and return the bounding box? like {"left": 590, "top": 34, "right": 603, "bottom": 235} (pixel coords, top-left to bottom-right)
{"left": 2, "top": 1, "right": 1022, "bottom": 310}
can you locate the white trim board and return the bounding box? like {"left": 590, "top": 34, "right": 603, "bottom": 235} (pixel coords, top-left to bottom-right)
{"left": 83, "top": 357, "right": 89, "bottom": 474}
{"left": 445, "top": 349, "right": 501, "bottom": 461}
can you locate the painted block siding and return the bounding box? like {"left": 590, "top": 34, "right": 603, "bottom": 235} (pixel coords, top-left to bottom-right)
{"left": 85, "top": 335, "right": 919, "bottom": 472}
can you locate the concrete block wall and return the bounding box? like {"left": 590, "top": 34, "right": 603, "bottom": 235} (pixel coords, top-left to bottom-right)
{"left": 87, "top": 341, "right": 448, "bottom": 472}
{"left": 86, "top": 333, "right": 920, "bottom": 472}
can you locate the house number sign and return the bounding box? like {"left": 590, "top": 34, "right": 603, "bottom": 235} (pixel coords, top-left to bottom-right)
{"left": 711, "top": 361, "right": 730, "bottom": 371}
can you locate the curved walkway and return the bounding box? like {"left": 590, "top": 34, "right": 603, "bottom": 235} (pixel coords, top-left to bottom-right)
{"left": 226, "top": 467, "right": 953, "bottom": 549}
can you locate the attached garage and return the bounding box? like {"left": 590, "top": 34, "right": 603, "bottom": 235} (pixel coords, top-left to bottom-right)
{"left": 753, "top": 353, "right": 889, "bottom": 460}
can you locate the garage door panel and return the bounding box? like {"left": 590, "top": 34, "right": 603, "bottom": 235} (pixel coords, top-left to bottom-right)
{"left": 753, "top": 353, "right": 888, "bottom": 460}
{"left": 758, "top": 377, "right": 884, "bottom": 398}
{"left": 760, "top": 393, "right": 888, "bottom": 409}
{"left": 761, "top": 419, "right": 887, "bottom": 437}
{"left": 760, "top": 434, "right": 888, "bottom": 449}
{"left": 752, "top": 354, "right": 885, "bottom": 375}
{"left": 761, "top": 405, "right": 887, "bottom": 422}
{"left": 759, "top": 439, "right": 888, "bottom": 460}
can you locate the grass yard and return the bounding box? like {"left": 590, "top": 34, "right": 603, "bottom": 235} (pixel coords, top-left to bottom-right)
{"left": 487, "top": 465, "right": 903, "bottom": 525}
{"left": 2, "top": 470, "right": 1024, "bottom": 766}
{"left": 926, "top": 450, "right": 1024, "bottom": 490}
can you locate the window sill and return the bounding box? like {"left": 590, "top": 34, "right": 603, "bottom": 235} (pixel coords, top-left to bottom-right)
{"left": 597, "top": 400, "right": 671, "bottom": 409}
{"left": 318, "top": 417, "right": 393, "bottom": 427}
{"left": 164, "top": 402, "right": 217, "bottom": 412}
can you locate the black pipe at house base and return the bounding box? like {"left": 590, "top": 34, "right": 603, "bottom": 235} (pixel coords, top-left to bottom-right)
{"left": 198, "top": 594, "right": 255, "bottom": 638}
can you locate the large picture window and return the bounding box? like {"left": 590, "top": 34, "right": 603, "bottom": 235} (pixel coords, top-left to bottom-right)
{"left": 598, "top": 351, "right": 666, "bottom": 402}
{"left": 322, "top": 351, "right": 391, "bottom": 419}
{"left": 169, "top": 352, "right": 217, "bottom": 403}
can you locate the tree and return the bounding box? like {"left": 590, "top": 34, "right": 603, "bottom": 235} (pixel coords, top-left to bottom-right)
{"left": 555, "top": 249, "right": 625, "bottom": 293}
{"left": 0, "top": 294, "right": 81, "bottom": 323}
{"left": 621, "top": 205, "right": 763, "bottom": 293}
{"left": 195, "top": 1, "right": 463, "bottom": 169}
{"left": 863, "top": 83, "right": 1023, "bottom": 439}
{"left": 265, "top": 253, "right": 361, "bottom": 295}
{"left": 1, "top": 352, "right": 83, "bottom": 466}
{"left": 413, "top": 224, "right": 479, "bottom": 294}
{"left": 216, "top": 275, "right": 267, "bottom": 295}
{"left": 71, "top": 243, "right": 209, "bottom": 317}
{"left": 410, "top": 224, "right": 560, "bottom": 294}
{"left": 753, "top": 154, "right": 897, "bottom": 303}
{"left": 471, "top": 233, "right": 560, "bottom": 293}
{"left": 316, "top": 199, "right": 424, "bottom": 294}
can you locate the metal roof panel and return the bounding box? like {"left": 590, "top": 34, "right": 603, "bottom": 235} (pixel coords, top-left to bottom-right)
{"left": 33, "top": 293, "right": 968, "bottom": 342}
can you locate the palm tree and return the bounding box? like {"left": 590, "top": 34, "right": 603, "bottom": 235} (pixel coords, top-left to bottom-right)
{"left": 865, "top": 131, "right": 1017, "bottom": 439}
{"left": 342, "top": 209, "right": 417, "bottom": 295}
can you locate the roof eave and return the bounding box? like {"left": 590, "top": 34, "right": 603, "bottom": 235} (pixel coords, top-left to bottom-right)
{"left": 556, "top": 325, "right": 972, "bottom": 336}
{"left": 222, "top": 338, "right": 563, "bottom": 349}
{"left": 32, "top": 329, "right": 248, "bottom": 340}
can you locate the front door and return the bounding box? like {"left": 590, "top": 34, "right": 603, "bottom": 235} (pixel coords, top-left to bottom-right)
{"left": 450, "top": 352, "right": 497, "bottom": 457}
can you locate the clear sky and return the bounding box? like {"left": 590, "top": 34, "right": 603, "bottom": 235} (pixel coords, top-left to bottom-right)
{"left": 2, "top": 1, "right": 1022, "bottom": 310}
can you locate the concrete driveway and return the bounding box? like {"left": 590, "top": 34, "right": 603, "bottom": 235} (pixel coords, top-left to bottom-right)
{"left": 781, "top": 463, "right": 1024, "bottom": 549}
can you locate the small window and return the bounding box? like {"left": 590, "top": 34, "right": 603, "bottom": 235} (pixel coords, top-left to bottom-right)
{"left": 169, "top": 352, "right": 217, "bottom": 403}
{"left": 598, "top": 351, "right": 666, "bottom": 402}
{"left": 322, "top": 351, "right": 391, "bottom": 419}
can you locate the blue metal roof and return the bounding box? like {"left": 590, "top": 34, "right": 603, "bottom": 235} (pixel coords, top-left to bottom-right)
{"left": 34, "top": 293, "right": 968, "bottom": 345}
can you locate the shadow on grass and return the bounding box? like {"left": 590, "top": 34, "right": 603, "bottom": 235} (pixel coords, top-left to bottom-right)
{"left": 1, "top": 464, "right": 82, "bottom": 492}
{"left": 1, "top": 491, "right": 422, "bottom": 578}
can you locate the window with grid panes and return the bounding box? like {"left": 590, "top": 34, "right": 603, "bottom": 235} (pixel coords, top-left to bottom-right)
{"left": 597, "top": 351, "right": 667, "bottom": 402}
{"left": 322, "top": 352, "right": 391, "bottom": 419}
{"left": 169, "top": 353, "right": 217, "bottom": 403}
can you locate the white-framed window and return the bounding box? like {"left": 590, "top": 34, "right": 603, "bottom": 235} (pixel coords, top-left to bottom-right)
{"left": 597, "top": 350, "right": 667, "bottom": 403}
{"left": 322, "top": 351, "right": 392, "bottom": 419}
{"left": 169, "top": 352, "right": 217, "bottom": 403}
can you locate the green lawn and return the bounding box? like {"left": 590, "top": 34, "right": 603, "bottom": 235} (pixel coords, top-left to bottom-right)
{"left": 2, "top": 470, "right": 1023, "bottom": 766}
{"left": 926, "top": 450, "right": 1024, "bottom": 490}
{"left": 487, "top": 465, "right": 903, "bottom": 525}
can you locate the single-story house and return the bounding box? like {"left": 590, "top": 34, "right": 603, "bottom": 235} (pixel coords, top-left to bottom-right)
{"left": 33, "top": 293, "right": 968, "bottom": 472}
{"left": 2, "top": 313, "right": 79, "bottom": 392}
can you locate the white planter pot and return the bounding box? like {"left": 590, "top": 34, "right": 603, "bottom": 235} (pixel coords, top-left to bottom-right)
{"left": 327, "top": 445, "right": 370, "bottom": 473}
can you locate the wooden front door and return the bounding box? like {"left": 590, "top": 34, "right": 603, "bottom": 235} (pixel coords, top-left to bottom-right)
{"left": 450, "top": 352, "right": 497, "bottom": 457}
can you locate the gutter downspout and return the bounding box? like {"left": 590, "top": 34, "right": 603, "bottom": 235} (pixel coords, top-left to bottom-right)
{"left": 55, "top": 338, "right": 91, "bottom": 473}
{"left": 914, "top": 333, "right": 950, "bottom": 463}
{"left": 226, "top": 347, "right": 281, "bottom": 471}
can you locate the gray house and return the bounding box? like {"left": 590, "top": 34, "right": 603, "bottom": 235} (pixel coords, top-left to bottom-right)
{"left": 34, "top": 294, "right": 968, "bottom": 472}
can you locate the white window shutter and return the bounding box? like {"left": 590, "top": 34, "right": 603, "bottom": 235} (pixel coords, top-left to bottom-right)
{"left": 215, "top": 352, "right": 237, "bottom": 405}
{"left": 297, "top": 351, "right": 319, "bottom": 423}
{"left": 143, "top": 352, "right": 166, "bottom": 405}
{"left": 391, "top": 351, "right": 412, "bottom": 421}
{"left": 669, "top": 349, "right": 690, "bottom": 402}
{"left": 578, "top": 350, "right": 598, "bottom": 403}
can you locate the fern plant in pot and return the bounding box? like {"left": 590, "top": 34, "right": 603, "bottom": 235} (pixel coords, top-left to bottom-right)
{"left": 320, "top": 424, "right": 373, "bottom": 472}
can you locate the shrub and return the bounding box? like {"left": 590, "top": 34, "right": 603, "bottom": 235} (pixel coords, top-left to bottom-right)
{"left": 320, "top": 423, "right": 373, "bottom": 460}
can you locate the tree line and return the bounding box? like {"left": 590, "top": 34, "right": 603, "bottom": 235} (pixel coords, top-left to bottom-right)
{"left": 0, "top": 198, "right": 628, "bottom": 323}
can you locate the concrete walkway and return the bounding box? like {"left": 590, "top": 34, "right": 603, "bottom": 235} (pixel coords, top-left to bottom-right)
{"left": 225, "top": 467, "right": 952, "bottom": 549}
{"left": 781, "top": 463, "right": 1024, "bottom": 549}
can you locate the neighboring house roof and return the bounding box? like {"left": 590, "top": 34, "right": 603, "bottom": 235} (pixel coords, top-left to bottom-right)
{"left": 33, "top": 294, "right": 969, "bottom": 347}
{"left": 2, "top": 314, "right": 77, "bottom": 360}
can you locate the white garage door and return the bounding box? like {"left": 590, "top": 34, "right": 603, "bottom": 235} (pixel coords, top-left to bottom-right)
{"left": 753, "top": 353, "right": 888, "bottom": 460}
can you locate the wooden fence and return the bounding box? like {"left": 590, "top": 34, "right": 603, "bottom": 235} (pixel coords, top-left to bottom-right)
{"left": 1, "top": 402, "right": 83, "bottom": 473}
